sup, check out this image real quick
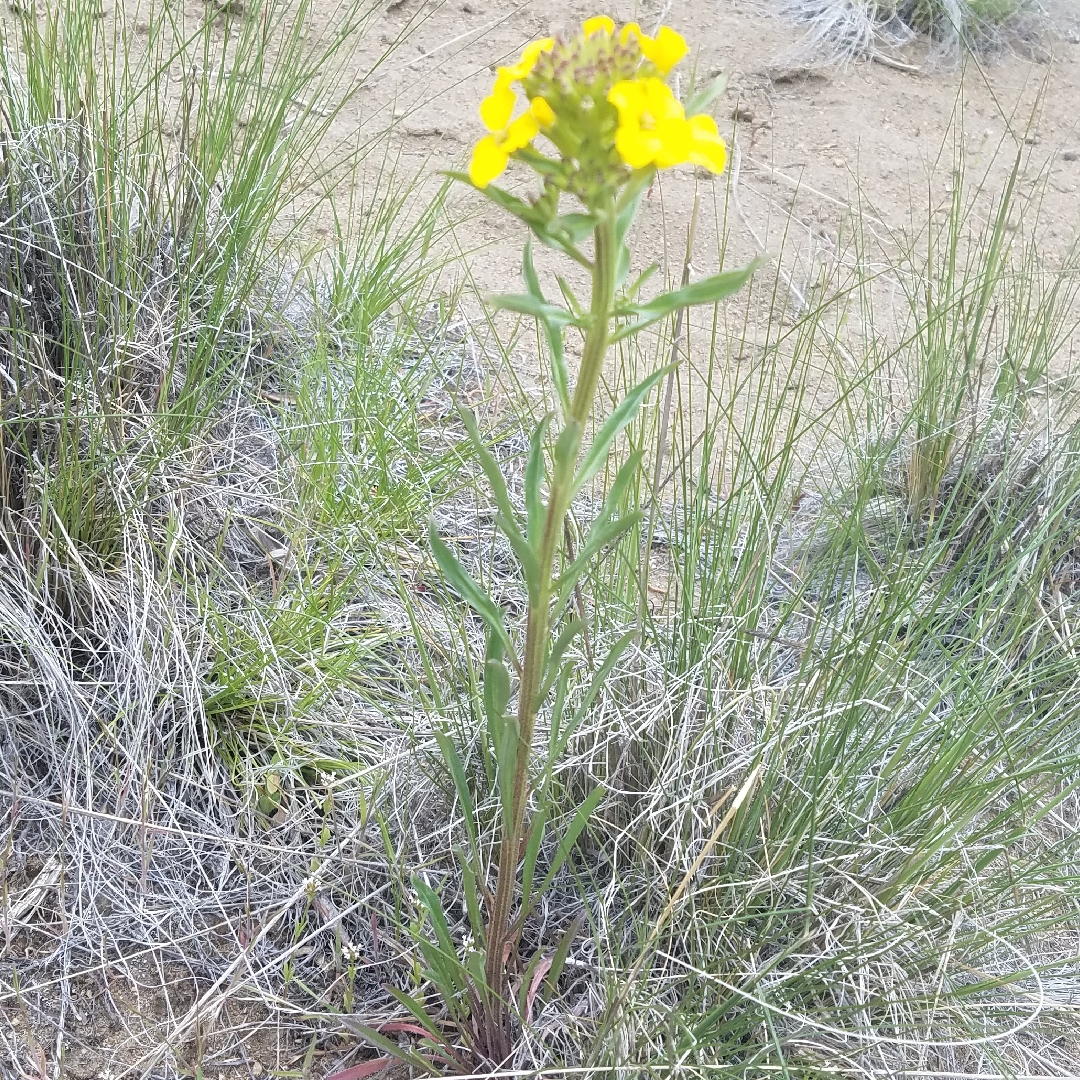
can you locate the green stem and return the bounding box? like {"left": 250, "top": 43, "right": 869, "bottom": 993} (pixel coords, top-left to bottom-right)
{"left": 483, "top": 201, "right": 618, "bottom": 1027}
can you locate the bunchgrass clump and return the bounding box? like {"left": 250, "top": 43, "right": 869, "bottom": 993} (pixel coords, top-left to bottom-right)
{"left": 785, "top": 0, "right": 1037, "bottom": 61}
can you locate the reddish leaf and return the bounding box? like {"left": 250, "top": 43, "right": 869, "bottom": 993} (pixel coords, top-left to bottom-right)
{"left": 525, "top": 955, "right": 554, "bottom": 1021}
{"left": 378, "top": 1021, "right": 442, "bottom": 1041}
{"left": 324, "top": 1056, "right": 392, "bottom": 1080}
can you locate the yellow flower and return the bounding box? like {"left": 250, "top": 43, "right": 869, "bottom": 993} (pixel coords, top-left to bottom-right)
{"left": 471, "top": 40, "right": 558, "bottom": 189}
{"left": 619, "top": 23, "right": 688, "bottom": 75}
{"left": 608, "top": 78, "right": 687, "bottom": 169}
{"left": 583, "top": 15, "right": 615, "bottom": 36}
{"left": 608, "top": 77, "right": 727, "bottom": 174}
{"left": 469, "top": 111, "right": 541, "bottom": 187}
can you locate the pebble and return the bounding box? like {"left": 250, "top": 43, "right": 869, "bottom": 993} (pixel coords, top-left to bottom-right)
{"left": 1064, "top": 149, "right": 1080, "bottom": 162}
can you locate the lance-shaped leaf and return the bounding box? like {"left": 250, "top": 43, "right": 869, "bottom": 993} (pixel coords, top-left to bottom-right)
{"left": 488, "top": 702, "right": 520, "bottom": 837}
{"left": 444, "top": 170, "right": 590, "bottom": 266}
{"left": 573, "top": 368, "right": 671, "bottom": 495}
{"left": 533, "top": 786, "right": 604, "bottom": 897}
{"left": 523, "top": 246, "right": 570, "bottom": 415}
{"left": 489, "top": 290, "right": 587, "bottom": 330}
{"left": 536, "top": 617, "right": 583, "bottom": 709}
{"left": 544, "top": 912, "right": 585, "bottom": 999}
{"left": 556, "top": 512, "right": 642, "bottom": 612}
{"left": 483, "top": 651, "right": 511, "bottom": 739}
{"left": 428, "top": 522, "right": 514, "bottom": 658}
{"left": 556, "top": 452, "right": 644, "bottom": 607}
{"left": 615, "top": 170, "right": 653, "bottom": 246}
{"left": 339, "top": 1021, "right": 440, "bottom": 1076}
{"left": 434, "top": 730, "right": 479, "bottom": 855}
{"left": 456, "top": 847, "right": 487, "bottom": 943}
{"left": 613, "top": 172, "right": 651, "bottom": 290}
{"left": 456, "top": 412, "right": 539, "bottom": 600}
{"left": 686, "top": 73, "right": 728, "bottom": 117}
{"left": 520, "top": 804, "right": 548, "bottom": 916}
{"left": 525, "top": 414, "right": 551, "bottom": 550}
{"left": 612, "top": 257, "right": 765, "bottom": 342}
{"left": 552, "top": 631, "right": 636, "bottom": 759}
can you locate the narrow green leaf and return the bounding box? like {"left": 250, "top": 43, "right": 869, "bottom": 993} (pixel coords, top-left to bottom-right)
{"left": 518, "top": 947, "right": 546, "bottom": 1019}
{"left": 412, "top": 876, "right": 457, "bottom": 958}
{"left": 418, "top": 939, "right": 465, "bottom": 1004}
{"left": 535, "top": 786, "right": 604, "bottom": 896}
{"left": 489, "top": 707, "right": 520, "bottom": 836}
{"left": 536, "top": 618, "right": 583, "bottom": 708}
{"left": 433, "top": 730, "right": 479, "bottom": 854}
{"left": 612, "top": 257, "right": 764, "bottom": 340}
{"left": 488, "top": 291, "right": 585, "bottom": 328}
{"left": 573, "top": 368, "right": 670, "bottom": 494}
{"left": 556, "top": 512, "right": 643, "bottom": 609}
{"left": 545, "top": 912, "right": 585, "bottom": 999}
{"left": 627, "top": 262, "right": 659, "bottom": 300}
{"left": 483, "top": 656, "right": 512, "bottom": 735}
{"left": 385, "top": 986, "right": 446, "bottom": 1043}
{"left": 339, "top": 1022, "right": 440, "bottom": 1076}
{"left": 615, "top": 170, "right": 653, "bottom": 246}
{"left": 465, "top": 948, "right": 489, "bottom": 1004}
{"left": 495, "top": 512, "right": 540, "bottom": 599}
{"left": 520, "top": 805, "right": 548, "bottom": 914}
{"left": 523, "top": 247, "right": 570, "bottom": 414}
{"left": 428, "top": 522, "right": 513, "bottom": 657}
{"left": 525, "top": 415, "right": 551, "bottom": 549}
{"left": 554, "top": 631, "right": 636, "bottom": 758}
{"left": 614, "top": 240, "right": 631, "bottom": 291}
{"left": 459, "top": 409, "right": 539, "bottom": 590}
{"left": 556, "top": 452, "right": 644, "bottom": 607}
{"left": 456, "top": 849, "right": 486, "bottom": 943}
{"left": 554, "top": 422, "right": 583, "bottom": 475}
{"left": 686, "top": 73, "right": 728, "bottom": 117}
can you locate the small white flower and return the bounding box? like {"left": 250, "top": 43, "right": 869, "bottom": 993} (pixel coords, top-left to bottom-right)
{"left": 342, "top": 942, "right": 362, "bottom": 963}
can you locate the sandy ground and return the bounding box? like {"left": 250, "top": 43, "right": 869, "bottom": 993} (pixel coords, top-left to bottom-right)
{"left": 303, "top": 0, "right": 1080, "bottom": 444}
{"left": 331, "top": 0, "right": 1080, "bottom": 296}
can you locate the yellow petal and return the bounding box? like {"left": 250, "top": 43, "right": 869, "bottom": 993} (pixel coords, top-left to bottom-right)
{"left": 619, "top": 21, "right": 644, "bottom": 45}
{"left": 502, "top": 37, "right": 554, "bottom": 80}
{"left": 469, "top": 136, "right": 509, "bottom": 188}
{"left": 686, "top": 114, "right": 728, "bottom": 174}
{"left": 653, "top": 122, "right": 691, "bottom": 168}
{"left": 640, "top": 26, "right": 688, "bottom": 74}
{"left": 615, "top": 126, "right": 659, "bottom": 170}
{"left": 641, "top": 77, "right": 685, "bottom": 122}
{"left": 503, "top": 111, "right": 540, "bottom": 152}
{"left": 479, "top": 75, "right": 516, "bottom": 132}
{"left": 583, "top": 15, "right": 615, "bottom": 36}
{"left": 607, "top": 78, "right": 647, "bottom": 120}
{"left": 530, "top": 96, "right": 556, "bottom": 127}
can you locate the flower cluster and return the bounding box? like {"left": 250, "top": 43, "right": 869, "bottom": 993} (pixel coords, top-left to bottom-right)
{"left": 468, "top": 16, "right": 727, "bottom": 205}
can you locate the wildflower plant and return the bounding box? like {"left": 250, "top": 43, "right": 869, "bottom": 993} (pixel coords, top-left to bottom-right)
{"left": 360, "top": 17, "right": 759, "bottom": 1071}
